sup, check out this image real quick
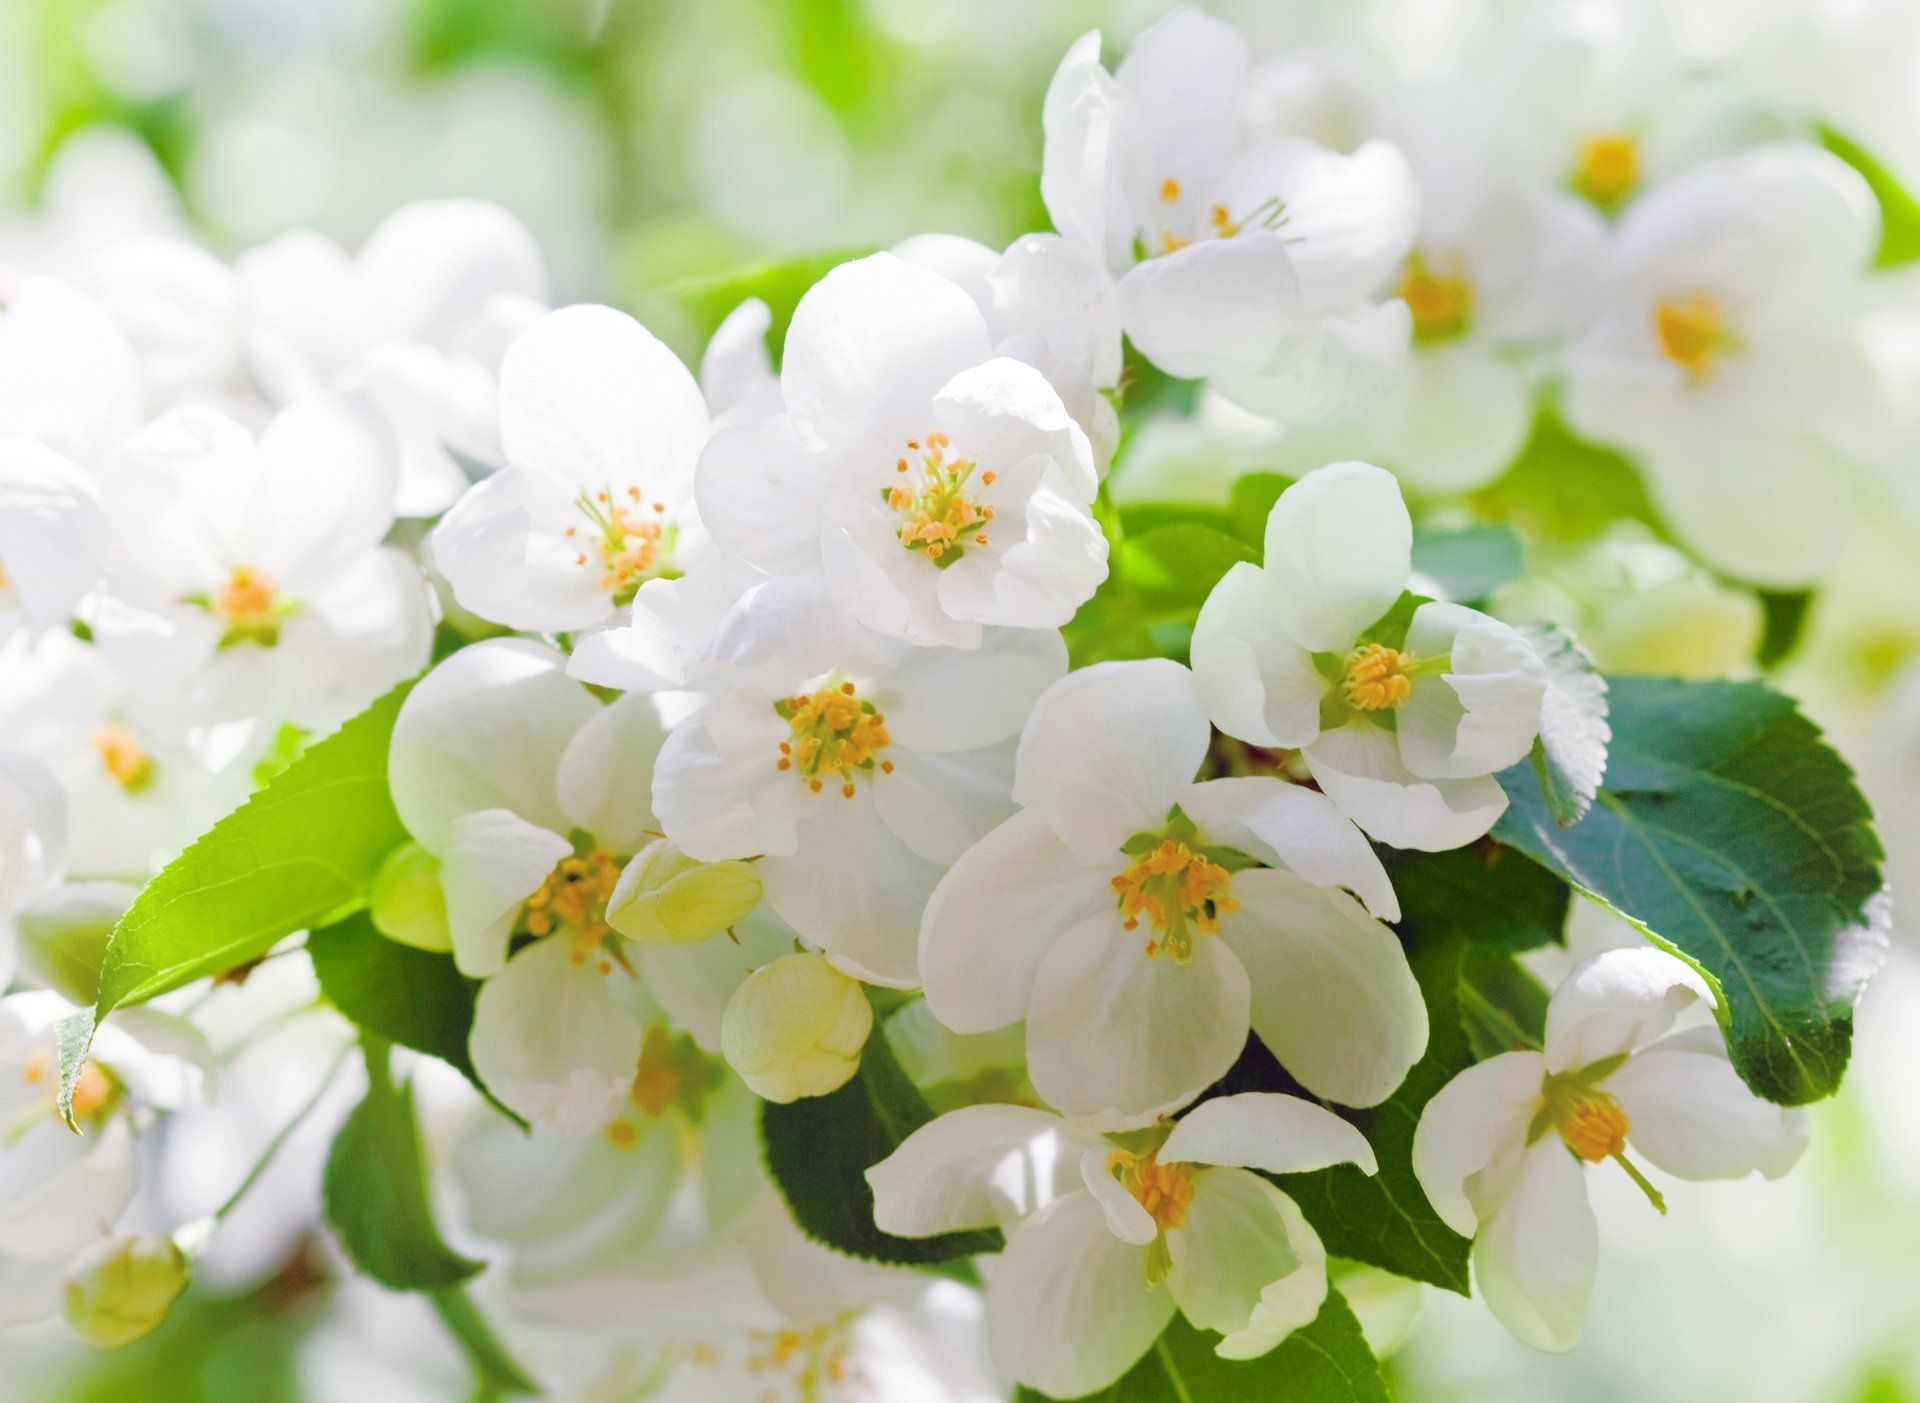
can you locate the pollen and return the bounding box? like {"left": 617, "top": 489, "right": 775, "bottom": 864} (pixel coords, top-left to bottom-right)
{"left": 1159, "top": 177, "right": 1181, "bottom": 202}
{"left": 92, "top": 724, "right": 155, "bottom": 792}
{"left": 1557, "top": 1095, "right": 1631, "bottom": 1162}
{"left": 524, "top": 848, "right": 624, "bottom": 966}
{"left": 1110, "top": 1150, "right": 1196, "bottom": 1232}
{"left": 1111, "top": 840, "right": 1239, "bottom": 962}
{"left": 575, "top": 486, "right": 669, "bottom": 602}
{"left": 1655, "top": 292, "right": 1734, "bottom": 380}
{"left": 1342, "top": 643, "right": 1414, "bottom": 711}
{"left": 890, "top": 431, "right": 992, "bottom": 565}
{"left": 210, "top": 564, "right": 284, "bottom": 645}
{"left": 1574, "top": 132, "right": 1638, "bottom": 210}
{"left": 1399, "top": 253, "right": 1473, "bottom": 343}
{"left": 777, "top": 684, "right": 892, "bottom": 797}
{"left": 630, "top": 1025, "right": 725, "bottom": 1121}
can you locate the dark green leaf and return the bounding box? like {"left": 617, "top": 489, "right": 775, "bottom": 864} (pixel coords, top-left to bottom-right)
{"left": 1014, "top": 1290, "right": 1388, "bottom": 1403}
{"left": 1496, "top": 676, "right": 1888, "bottom": 1105}
{"left": 761, "top": 1010, "right": 1002, "bottom": 1265}
{"left": 1820, "top": 126, "right": 1920, "bottom": 267}
{"left": 1384, "top": 842, "right": 1569, "bottom": 954}
{"left": 431, "top": 1286, "right": 541, "bottom": 1400}
{"left": 1521, "top": 621, "right": 1611, "bottom": 826}
{"left": 1757, "top": 589, "right": 1815, "bottom": 671}
{"left": 323, "top": 1038, "right": 485, "bottom": 1292}
{"left": 1411, "top": 523, "right": 1525, "bottom": 604}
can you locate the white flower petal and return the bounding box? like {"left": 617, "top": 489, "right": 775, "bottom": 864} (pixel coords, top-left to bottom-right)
{"left": 1371, "top": 342, "right": 1533, "bottom": 494}
{"left": 1178, "top": 777, "right": 1399, "bottom": 921}
{"left": 867, "top": 1103, "right": 1097, "bottom": 1238}
{"left": 1118, "top": 233, "right": 1302, "bottom": 379}
{"left": 1605, "top": 1026, "right": 1809, "bottom": 1181}
{"left": 430, "top": 470, "right": 612, "bottom": 633}
{"left": 358, "top": 199, "right": 546, "bottom": 345}
{"left": 694, "top": 414, "right": 826, "bottom": 578}
{"left": 1027, "top": 911, "right": 1250, "bottom": 1128}
{"left": 1190, "top": 562, "right": 1327, "bottom": 749}
{"left": 1399, "top": 603, "right": 1547, "bottom": 780}
{"left": 440, "top": 809, "right": 572, "bottom": 978}
{"left": 1040, "top": 30, "right": 1139, "bottom": 273}
{"left": 876, "top": 627, "right": 1067, "bottom": 755}
{"left": 987, "top": 1190, "right": 1174, "bottom": 1399}
{"left": 1012, "top": 659, "right": 1211, "bottom": 862}
{"left": 0, "top": 1118, "right": 136, "bottom": 1261}
{"left": 1079, "top": 1145, "right": 1159, "bottom": 1246}
{"left": 1223, "top": 868, "right": 1426, "bottom": 1108}
{"left": 1168, "top": 1166, "right": 1325, "bottom": 1354}
{"left": 1472, "top": 1137, "right": 1597, "bottom": 1353}
{"left": 1410, "top": 1050, "right": 1548, "bottom": 1237}
{"left": 469, "top": 935, "right": 643, "bottom": 1135}
{"left": 1162, "top": 1092, "right": 1377, "bottom": 1176}
{"left": 871, "top": 741, "right": 1016, "bottom": 867}
{"left": 1543, "top": 946, "right": 1713, "bottom": 1074}
{"left": 1260, "top": 461, "right": 1410, "bottom": 652}
{"left": 0, "top": 440, "right": 106, "bottom": 636}
{"left": 1306, "top": 721, "right": 1510, "bottom": 851}
{"left": 555, "top": 693, "right": 668, "bottom": 854}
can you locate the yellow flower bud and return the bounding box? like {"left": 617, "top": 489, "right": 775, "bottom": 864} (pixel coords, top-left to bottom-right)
{"left": 369, "top": 843, "right": 453, "bottom": 952}
{"left": 721, "top": 952, "right": 872, "bottom": 1103}
{"left": 605, "top": 837, "right": 761, "bottom": 945}
{"left": 63, "top": 1234, "right": 190, "bottom": 1349}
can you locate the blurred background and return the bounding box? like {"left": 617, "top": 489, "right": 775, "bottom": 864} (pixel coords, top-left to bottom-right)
{"left": 4, "top": 0, "right": 1920, "bottom": 1398}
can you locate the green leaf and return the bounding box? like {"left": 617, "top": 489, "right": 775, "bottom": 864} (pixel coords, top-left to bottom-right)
{"left": 430, "top": 1287, "right": 541, "bottom": 1400}
{"left": 1757, "top": 588, "right": 1815, "bottom": 671}
{"left": 1121, "top": 523, "right": 1259, "bottom": 607}
{"left": 1014, "top": 1290, "right": 1387, "bottom": 1402}
{"left": 1820, "top": 126, "right": 1920, "bottom": 267}
{"left": 1411, "top": 523, "right": 1525, "bottom": 604}
{"left": 323, "top": 1038, "right": 485, "bottom": 1292}
{"left": 1474, "top": 409, "right": 1660, "bottom": 545}
{"left": 1521, "top": 621, "right": 1611, "bottom": 826}
{"left": 1495, "top": 676, "right": 1889, "bottom": 1105}
{"left": 95, "top": 677, "right": 417, "bottom": 1017}
{"left": 761, "top": 1008, "right": 1002, "bottom": 1265}
{"left": 307, "top": 911, "right": 517, "bottom": 1120}
{"left": 1384, "top": 841, "right": 1570, "bottom": 954}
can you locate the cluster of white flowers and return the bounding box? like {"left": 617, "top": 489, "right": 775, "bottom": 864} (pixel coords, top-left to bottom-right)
{"left": 0, "top": 3, "right": 1886, "bottom": 1398}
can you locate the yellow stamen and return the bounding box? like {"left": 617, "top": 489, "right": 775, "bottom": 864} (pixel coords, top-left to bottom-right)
{"left": 1575, "top": 133, "right": 1639, "bottom": 210}
{"left": 891, "top": 431, "right": 992, "bottom": 565}
{"left": 1111, "top": 840, "right": 1238, "bottom": 961}
{"left": 92, "top": 725, "right": 154, "bottom": 792}
{"left": 1342, "top": 643, "right": 1414, "bottom": 711}
{"left": 1557, "top": 1093, "right": 1631, "bottom": 1162}
{"left": 630, "top": 1025, "right": 724, "bottom": 1121}
{"left": 1159, "top": 177, "right": 1181, "bottom": 202}
{"left": 524, "top": 849, "right": 623, "bottom": 966}
{"left": 575, "top": 487, "right": 668, "bottom": 600}
{"left": 212, "top": 564, "right": 281, "bottom": 639}
{"left": 1655, "top": 292, "right": 1734, "bottom": 380}
{"left": 1399, "top": 253, "right": 1473, "bottom": 343}
{"left": 778, "top": 684, "right": 891, "bottom": 798}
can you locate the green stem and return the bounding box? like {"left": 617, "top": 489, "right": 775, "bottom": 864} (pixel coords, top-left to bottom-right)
{"left": 1154, "top": 1335, "right": 1196, "bottom": 1403}
{"left": 211, "top": 1039, "right": 353, "bottom": 1224}
{"left": 1611, "top": 1151, "right": 1668, "bottom": 1216}
{"left": 1458, "top": 983, "right": 1543, "bottom": 1053}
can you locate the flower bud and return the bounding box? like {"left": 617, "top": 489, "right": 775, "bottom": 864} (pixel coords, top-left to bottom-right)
{"left": 63, "top": 1234, "right": 191, "bottom": 1349}
{"left": 721, "top": 952, "right": 872, "bottom": 1103}
{"left": 606, "top": 837, "right": 761, "bottom": 945}
{"left": 15, "top": 881, "right": 136, "bottom": 1005}
{"left": 369, "top": 843, "right": 452, "bottom": 952}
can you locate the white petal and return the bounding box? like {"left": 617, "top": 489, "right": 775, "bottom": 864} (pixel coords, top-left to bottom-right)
{"left": 1178, "top": 777, "right": 1398, "bottom": 921}
{"left": 698, "top": 296, "right": 777, "bottom": 418}
{"left": 1235, "top": 139, "right": 1419, "bottom": 312}
{"left": 938, "top": 484, "right": 1109, "bottom": 631}
{"left": 1410, "top": 1050, "right": 1548, "bottom": 1237}
{"left": 440, "top": 809, "right": 572, "bottom": 978}
{"left": 635, "top": 910, "right": 789, "bottom": 1052}
{"left": 1040, "top": 30, "right": 1138, "bottom": 272}
{"left": 1223, "top": 868, "right": 1426, "bottom": 1108}
{"left": 1115, "top": 9, "right": 1246, "bottom": 191}
{"left": 1168, "top": 1167, "right": 1326, "bottom": 1354}
{"left": 1398, "top": 603, "right": 1547, "bottom": 781}
{"left": 867, "top": 1103, "right": 1097, "bottom": 1238}
{"left": 1472, "top": 1138, "right": 1597, "bottom": 1353}
{"left": 1012, "top": 659, "right": 1211, "bottom": 862}
{"left": 357, "top": 199, "right": 547, "bottom": 345}
{"left": 1605, "top": 1026, "right": 1809, "bottom": 1181}
{"left": 919, "top": 809, "right": 1114, "bottom": 1034}
{"left": 1371, "top": 342, "right": 1533, "bottom": 494}
{"left": 1190, "top": 562, "right": 1327, "bottom": 748}
{"left": 469, "top": 936, "right": 643, "bottom": 1135}
{"left": 1306, "top": 721, "right": 1510, "bottom": 851}
{"left": 1162, "top": 1092, "right": 1377, "bottom": 1176}
{"left": 875, "top": 627, "right": 1067, "bottom": 755}
{"left": 0, "top": 440, "right": 106, "bottom": 635}
{"left": 1079, "top": 1145, "right": 1159, "bottom": 1246}
{"left": 1543, "top": 946, "right": 1713, "bottom": 1074}
{"left": 933, "top": 354, "right": 1098, "bottom": 501}
{"left": 429, "top": 470, "right": 612, "bottom": 633}
{"left": 1215, "top": 299, "right": 1412, "bottom": 424}
{"left": 871, "top": 742, "right": 1016, "bottom": 867}
{"left": 0, "top": 277, "right": 142, "bottom": 463}
{"left": 1118, "top": 234, "right": 1302, "bottom": 379}
{"left": 694, "top": 414, "right": 826, "bottom": 577}
{"left": 1027, "top": 912, "right": 1250, "bottom": 1128}
{"left": 1259, "top": 461, "right": 1410, "bottom": 652}
{"left": 254, "top": 396, "right": 396, "bottom": 590}
{"left": 652, "top": 692, "right": 805, "bottom": 862}
{"left": 388, "top": 637, "right": 600, "bottom": 851}
{"left": 781, "top": 253, "right": 990, "bottom": 460}
{"left": 555, "top": 693, "right": 668, "bottom": 854}
{"left": 0, "top": 1118, "right": 136, "bottom": 1260}
{"left": 497, "top": 305, "right": 708, "bottom": 496}
{"left": 987, "top": 1190, "right": 1174, "bottom": 1399}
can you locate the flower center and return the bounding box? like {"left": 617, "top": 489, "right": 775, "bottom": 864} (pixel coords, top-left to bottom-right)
{"left": 605, "top": 1027, "right": 727, "bottom": 1151}
{"left": 17, "top": 1048, "right": 117, "bottom": 1131}
{"left": 1400, "top": 253, "right": 1473, "bottom": 343}
{"left": 889, "top": 432, "right": 994, "bottom": 565}
{"left": 1655, "top": 292, "right": 1735, "bottom": 380}
{"left": 1111, "top": 839, "right": 1238, "bottom": 962}
{"left": 775, "top": 682, "right": 893, "bottom": 799}
{"left": 92, "top": 725, "right": 155, "bottom": 793}
{"left": 1342, "top": 643, "right": 1415, "bottom": 711}
{"left": 1110, "top": 1149, "right": 1196, "bottom": 1232}
{"left": 1575, "top": 132, "right": 1638, "bottom": 209}
{"left": 1541, "top": 1071, "right": 1631, "bottom": 1162}
{"left": 568, "top": 486, "right": 669, "bottom": 603}
{"left": 211, "top": 564, "right": 285, "bottom": 646}
{"left": 525, "top": 848, "right": 624, "bottom": 969}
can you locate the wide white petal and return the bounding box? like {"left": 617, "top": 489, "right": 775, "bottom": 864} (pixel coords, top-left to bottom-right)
{"left": 1543, "top": 946, "right": 1713, "bottom": 1074}
{"left": 388, "top": 637, "right": 599, "bottom": 851}
{"left": 429, "top": 470, "right": 612, "bottom": 633}
{"left": 1168, "top": 1166, "right": 1326, "bottom": 1355}
{"left": 1398, "top": 602, "right": 1547, "bottom": 780}
{"left": 1079, "top": 1145, "right": 1159, "bottom": 1246}
{"left": 651, "top": 692, "right": 805, "bottom": 862}
{"left": 0, "top": 277, "right": 142, "bottom": 463}
{"left": 0, "top": 1118, "right": 136, "bottom": 1261}
{"left": 1040, "top": 30, "right": 1138, "bottom": 272}
{"left": 1410, "top": 1050, "right": 1548, "bottom": 1237}
{"left": 357, "top": 198, "right": 547, "bottom": 345}
{"left": 254, "top": 396, "right": 397, "bottom": 590}
{"left": 1012, "top": 659, "right": 1211, "bottom": 862}
{"left": 469, "top": 935, "right": 643, "bottom": 1135}
{"left": 867, "top": 1103, "right": 1097, "bottom": 1238}
{"left": 694, "top": 414, "right": 826, "bottom": 577}
{"left": 1223, "top": 868, "right": 1426, "bottom": 1108}
{"left": 440, "top": 809, "right": 572, "bottom": 978}
{"left": 1189, "top": 562, "right": 1327, "bottom": 748}
{"left": 987, "top": 1190, "right": 1175, "bottom": 1399}
{"left": 0, "top": 440, "right": 106, "bottom": 635}
{"left": 1306, "top": 721, "right": 1510, "bottom": 850}
{"left": 1371, "top": 342, "right": 1533, "bottom": 494}
{"left": 555, "top": 693, "right": 668, "bottom": 854}
{"left": 871, "top": 741, "right": 1016, "bottom": 867}
{"left": 1027, "top": 912, "right": 1250, "bottom": 1128}
{"left": 1118, "top": 234, "right": 1302, "bottom": 379}
{"left": 1178, "top": 777, "right": 1398, "bottom": 921}
{"left": 876, "top": 627, "right": 1067, "bottom": 755}
{"left": 1162, "top": 1092, "right": 1377, "bottom": 1176}
{"left": 1605, "top": 1026, "right": 1809, "bottom": 1181}
{"left": 919, "top": 809, "right": 1114, "bottom": 1034}
{"left": 1472, "top": 1137, "right": 1597, "bottom": 1353}
{"left": 1259, "top": 461, "right": 1410, "bottom": 652}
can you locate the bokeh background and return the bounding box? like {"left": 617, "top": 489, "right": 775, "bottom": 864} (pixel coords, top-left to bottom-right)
{"left": 4, "top": 0, "right": 1920, "bottom": 1398}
